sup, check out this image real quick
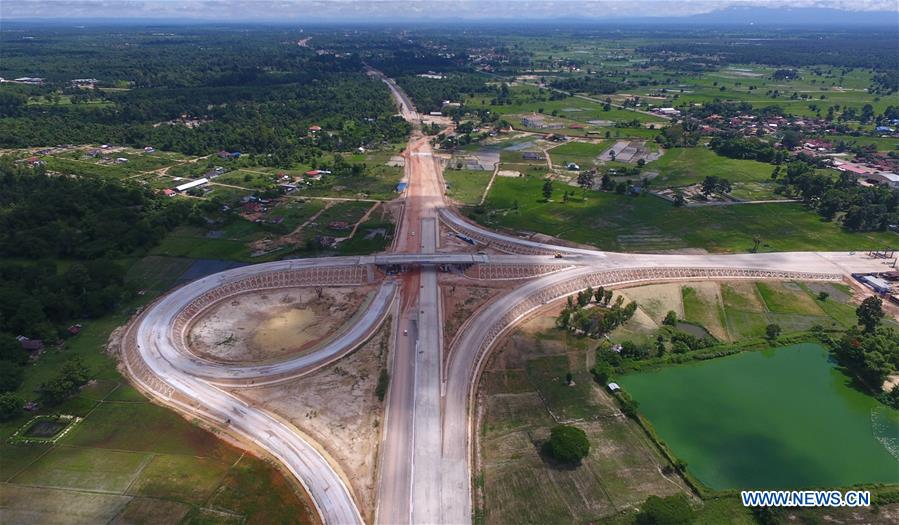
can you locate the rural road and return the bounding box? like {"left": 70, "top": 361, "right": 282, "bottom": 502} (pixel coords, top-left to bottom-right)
{"left": 121, "top": 67, "right": 894, "bottom": 525}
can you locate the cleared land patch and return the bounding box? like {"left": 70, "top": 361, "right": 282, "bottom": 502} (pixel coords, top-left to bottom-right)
{"left": 236, "top": 320, "right": 392, "bottom": 523}
{"left": 187, "top": 286, "right": 372, "bottom": 364}
{"left": 443, "top": 168, "right": 493, "bottom": 205}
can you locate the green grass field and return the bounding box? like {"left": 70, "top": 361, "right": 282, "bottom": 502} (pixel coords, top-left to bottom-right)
{"left": 682, "top": 285, "right": 729, "bottom": 341}
{"left": 151, "top": 227, "right": 258, "bottom": 261}
{"left": 268, "top": 198, "right": 328, "bottom": 231}
{"left": 339, "top": 219, "right": 394, "bottom": 255}
{"left": 720, "top": 282, "right": 770, "bottom": 340}
{"left": 469, "top": 84, "right": 667, "bottom": 125}
{"left": 301, "top": 164, "right": 402, "bottom": 200}
{"left": 124, "top": 256, "right": 197, "bottom": 293}
{"left": 548, "top": 140, "right": 608, "bottom": 168}
{"left": 443, "top": 168, "right": 493, "bottom": 205}
{"left": 652, "top": 147, "right": 772, "bottom": 185}
{"left": 476, "top": 175, "right": 898, "bottom": 253}
{"left": 0, "top": 255, "right": 318, "bottom": 525}
{"left": 755, "top": 281, "right": 825, "bottom": 315}
{"left": 650, "top": 147, "right": 784, "bottom": 200}
{"left": 215, "top": 169, "right": 278, "bottom": 190}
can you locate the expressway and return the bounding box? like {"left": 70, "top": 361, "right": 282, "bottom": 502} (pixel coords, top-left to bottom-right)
{"left": 119, "top": 67, "right": 895, "bottom": 525}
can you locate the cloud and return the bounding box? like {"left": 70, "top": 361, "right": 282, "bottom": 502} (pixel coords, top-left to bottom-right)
{"left": 2, "top": 0, "right": 897, "bottom": 20}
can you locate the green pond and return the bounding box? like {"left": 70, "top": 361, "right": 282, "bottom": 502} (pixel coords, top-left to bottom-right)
{"left": 619, "top": 343, "right": 899, "bottom": 489}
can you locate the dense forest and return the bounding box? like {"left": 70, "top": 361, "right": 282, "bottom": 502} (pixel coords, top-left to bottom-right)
{"left": 0, "top": 160, "right": 195, "bottom": 258}
{"left": 395, "top": 73, "right": 491, "bottom": 113}
{"left": 0, "top": 29, "right": 410, "bottom": 160}
{"left": 0, "top": 158, "right": 204, "bottom": 394}
{"left": 550, "top": 76, "right": 624, "bottom": 95}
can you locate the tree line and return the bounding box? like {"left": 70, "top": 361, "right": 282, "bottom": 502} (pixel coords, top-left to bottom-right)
{"left": 394, "top": 73, "right": 491, "bottom": 113}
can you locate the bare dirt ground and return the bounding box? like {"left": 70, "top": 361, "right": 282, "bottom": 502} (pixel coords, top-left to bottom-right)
{"left": 235, "top": 319, "right": 391, "bottom": 523}
{"left": 187, "top": 286, "right": 374, "bottom": 364}
{"left": 612, "top": 289, "right": 659, "bottom": 333}
{"left": 614, "top": 283, "right": 684, "bottom": 324}
{"left": 438, "top": 222, "right": 507, "bottom": 254}
{"left": 441, "top": 278, "right": 508, "bottom": 351}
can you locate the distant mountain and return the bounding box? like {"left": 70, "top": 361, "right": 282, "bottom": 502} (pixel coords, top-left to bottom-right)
{"left": 679, "top": 6, "right": 898, "bottom": 27}
{"left": 2, "top": 5, "right": 896, "bottom": 28}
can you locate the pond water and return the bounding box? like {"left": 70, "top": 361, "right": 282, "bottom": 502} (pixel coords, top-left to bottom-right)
{"left": 619, "top": 343, "right": 899, "bottom": 489}
{"left": 674, "top": 321, "right": 714, "bottom": 340}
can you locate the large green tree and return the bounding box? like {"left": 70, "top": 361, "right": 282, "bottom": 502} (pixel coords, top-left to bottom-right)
{"left": 0, "top": 393, "right": 24, "bottom": 421}
{"left": 635, "top": 494, "right": 695, "bottom": 525}
{"left": 544, "top": 425, "right": 590, "bottom": 464}
{"left": 856, "top": 296, "right": 885, "bottom": 333}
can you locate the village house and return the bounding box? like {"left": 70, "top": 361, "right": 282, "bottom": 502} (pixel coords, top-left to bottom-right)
{"left": 16, "top": 335, "right": 44, "bottom": 352}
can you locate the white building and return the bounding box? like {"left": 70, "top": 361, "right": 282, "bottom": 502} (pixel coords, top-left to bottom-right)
{"left": 175, "top": 178, "right": 209, "bottom": 192}
{"left": 657, "top": 107, "right": 681, "bottom": 116}
{"left": 868, "top": 172, "right": 899, "bottom": 188}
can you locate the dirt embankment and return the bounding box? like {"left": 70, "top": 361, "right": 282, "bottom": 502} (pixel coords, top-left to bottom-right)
{"left": 235, "top": 320, "right": 392, "bottom": 523}
{"left": 440, "top": 275, "right": 518, "bottom": 362}
{"left": 187, "top": 286, "right": 373, "bottom": 364}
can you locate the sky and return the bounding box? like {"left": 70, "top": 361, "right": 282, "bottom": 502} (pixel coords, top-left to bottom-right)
{"left": 2, "top": 0, "right": 897, "bottom": 21}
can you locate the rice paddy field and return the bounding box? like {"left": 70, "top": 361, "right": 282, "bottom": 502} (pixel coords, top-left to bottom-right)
{"left": 618, "top": 342, "right": 899, "bottom": 489}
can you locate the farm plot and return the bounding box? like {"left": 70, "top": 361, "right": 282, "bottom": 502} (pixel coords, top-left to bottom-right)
{"left": 682, "top": 283, "right": 729, "bottom": 342}
{"left": 478, "top": 315, "right": 688, "bottom": 525}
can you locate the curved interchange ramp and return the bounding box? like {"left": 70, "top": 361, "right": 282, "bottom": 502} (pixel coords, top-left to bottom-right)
{"left": 439, "top": 208, "right": 609, "bottom": 257}
{"left": 439, "top": 263, "right": 844, "bottom": 525}
{"left": 123, "top": 257, "right": 398, "bottom": 525}
{"left": 121, "top": 218, "right": 881, "bottom": 525}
